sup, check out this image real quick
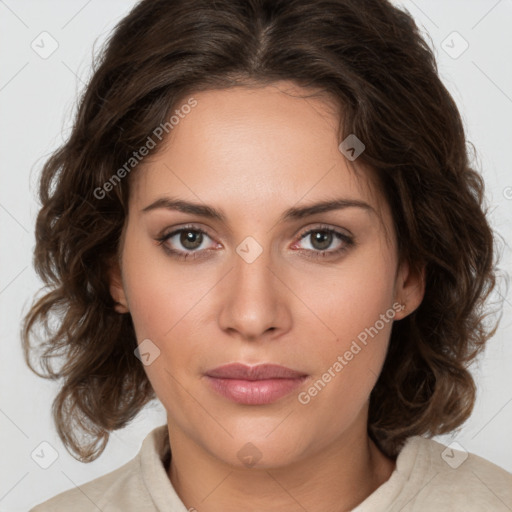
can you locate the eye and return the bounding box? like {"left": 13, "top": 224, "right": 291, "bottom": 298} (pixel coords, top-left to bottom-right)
{"left": 292, "top": 225, "right": 354, "bottom": 259}
{"left": 155, "top": 224, "right": 355, "bottom": 262}
{"left": 156, "top": 225, "right": 218, "bottom": 260}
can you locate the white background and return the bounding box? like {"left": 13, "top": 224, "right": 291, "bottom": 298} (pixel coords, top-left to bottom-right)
{"left": 1, "top": 1, "right": 511, "bottom": 510}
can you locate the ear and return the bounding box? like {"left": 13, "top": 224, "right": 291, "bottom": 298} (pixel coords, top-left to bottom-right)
{"left": 393, "top": 260, "right": 425, "bottom": 321}
{"left": 107, "top": 258, "right": 129, "bottom": 314}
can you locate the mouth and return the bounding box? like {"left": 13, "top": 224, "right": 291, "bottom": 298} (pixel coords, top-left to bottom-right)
{"left": 204, "top": 363, "right": 309, "bottom": 405}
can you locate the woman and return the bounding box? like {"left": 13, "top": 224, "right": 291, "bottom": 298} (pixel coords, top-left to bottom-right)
{"left": 24, "top": 0, "right": 512, "bottom": 510}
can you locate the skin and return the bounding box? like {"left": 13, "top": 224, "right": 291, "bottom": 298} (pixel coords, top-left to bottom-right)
{"left": 109, "top": 80, "right": 425, "bottom": 512}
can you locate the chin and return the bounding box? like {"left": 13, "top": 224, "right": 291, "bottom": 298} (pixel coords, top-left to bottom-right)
{"left": 202, "top": 430, "right": 311, "bottom": 470}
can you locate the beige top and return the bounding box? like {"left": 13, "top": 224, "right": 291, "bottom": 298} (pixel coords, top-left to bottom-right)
{"left": 30, "top": 424, "right": 512, "bottom": 511}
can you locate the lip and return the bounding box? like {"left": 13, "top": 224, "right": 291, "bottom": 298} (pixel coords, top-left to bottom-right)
{"left": 204, "top": 363, "right": 308, "bottom": 405}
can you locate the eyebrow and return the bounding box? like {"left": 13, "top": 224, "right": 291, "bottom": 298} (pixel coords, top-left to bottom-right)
{"left": 141, "top": 197, "right": 375, "bottom": 222}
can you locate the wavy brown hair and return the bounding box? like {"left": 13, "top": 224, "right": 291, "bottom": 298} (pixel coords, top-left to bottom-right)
{"left": 22, "top": 0, "right": 499, "bottom": 462}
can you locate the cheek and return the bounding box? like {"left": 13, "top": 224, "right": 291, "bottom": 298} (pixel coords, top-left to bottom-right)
{"left": 121, "top": 260, "right": 200, "bottom": 417}
{"left": 296, "top": 242, "right": 396, "bottom": 403}
{"left": 120, "top": 239, "right": 211, "bottom": 388}
{"left": 297, "top": 306, "right": 392, "bottom": 437}
{"left": 121, "top": 235, "right": 203, "bottom": 339}
{"left": 293, "top": 241, "right": 396, "bottom": 345}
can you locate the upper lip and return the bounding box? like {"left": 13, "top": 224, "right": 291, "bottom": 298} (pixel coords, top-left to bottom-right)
{"left": 205, "top": 363, "right": 307, "bottom": 380}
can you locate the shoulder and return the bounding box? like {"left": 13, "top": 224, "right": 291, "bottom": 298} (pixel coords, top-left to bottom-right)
{"left": 29, "top": 425, "right": 169, "bottom": 512}
{"left": 399, "top": 435, "right": 512, "bottom": 511}
{"left": 29, "top": 457, "right": 143, "bottom": 511}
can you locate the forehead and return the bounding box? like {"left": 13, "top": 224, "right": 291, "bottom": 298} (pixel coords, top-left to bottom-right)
{"left": 130, "top": 82, "right": 386, "bottom": 221}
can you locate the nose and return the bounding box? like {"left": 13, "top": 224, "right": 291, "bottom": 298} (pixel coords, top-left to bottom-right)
{"left": 217, "top": 241, "right": 292, "bottom": 342}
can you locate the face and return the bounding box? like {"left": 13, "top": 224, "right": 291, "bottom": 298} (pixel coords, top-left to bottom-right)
{"left": 110, "top": 81, "right": 423, "bottom": 468}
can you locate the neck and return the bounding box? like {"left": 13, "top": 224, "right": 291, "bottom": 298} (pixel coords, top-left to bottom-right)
{"left": 167, "top": 422, "right": 396, "bottom": 512}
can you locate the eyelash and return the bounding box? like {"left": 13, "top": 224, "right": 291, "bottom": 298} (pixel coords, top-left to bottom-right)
{"left": 155, "top": 224, "right": 355, "bottom": 261}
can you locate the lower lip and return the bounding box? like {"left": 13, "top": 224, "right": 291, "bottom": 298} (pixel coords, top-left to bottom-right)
{"left": 205, "top": 376, "right": 308, "bottom": 405}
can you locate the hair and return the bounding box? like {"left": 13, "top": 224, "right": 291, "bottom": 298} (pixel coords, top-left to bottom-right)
{"left": 22, "top": 0, "right": 499, "bottom": 462}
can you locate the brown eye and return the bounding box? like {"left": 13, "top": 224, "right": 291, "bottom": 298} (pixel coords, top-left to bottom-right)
{"left": 180, "top": 230, "right": 204, "bottom": 250}
{"left": 156, "top": 226, "right": 217, "bottom": 261}
{"left": 293, "top": 225, "right": 355, "bottom": 259}
{"left": 309, "top": 230, "right": 334, "bottom": 251}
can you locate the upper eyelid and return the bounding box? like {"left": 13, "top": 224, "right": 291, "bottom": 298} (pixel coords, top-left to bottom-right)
{"left": 297, "top": 224, "right": 352, "bottom": 238}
